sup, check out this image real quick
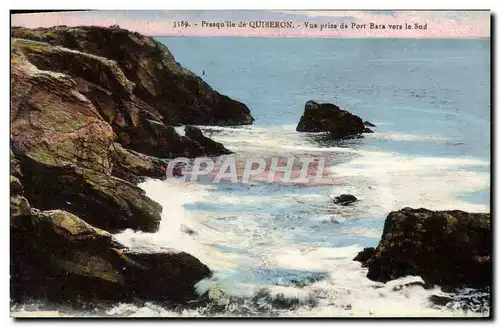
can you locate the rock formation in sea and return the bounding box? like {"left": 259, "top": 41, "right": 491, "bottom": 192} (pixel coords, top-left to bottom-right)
{"left": 185, "top": 126, "right": 233, "bottom": 155}
{"left": 10, "top": 25, "right": 252, "bottom": 303}
{"left": 353, "top": 207, "right": 491, "bottom": 290}
{"left": 296, "top": 100, "right": 374, "bottom": 139}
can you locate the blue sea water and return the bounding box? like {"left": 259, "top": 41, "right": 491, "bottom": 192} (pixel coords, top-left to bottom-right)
{"left": 163, "top": 37, "right": 490, "bottom": 160}
{"left": 16, "top": 37, "right": 488, "bottom": 317}
{"left": 162, "top": 36, "right": 490, "bottom": 208}
{"left": 115, "top": 37, "right": 491, "bottom": 317}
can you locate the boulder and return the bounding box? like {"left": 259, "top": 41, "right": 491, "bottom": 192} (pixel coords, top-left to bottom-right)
{"left": 185, "top": 126, "right": 233, "bottom": 156}
{"left": 354, "top": 207, "right": 491, "bottom": 289}
{"left": 17, "top": 153, "right": 162, "bottom": 233}
{"left": 332, "top": 194, "right": 358, "bottom": 206}
{"left": 296, "top": 101, "right": 372, "bottom": 139}
{"left": 11, "top": 201, "right": 211, "bottom": 303}
{"left": 11, "top": 25, "right": 254, "bottom": 126}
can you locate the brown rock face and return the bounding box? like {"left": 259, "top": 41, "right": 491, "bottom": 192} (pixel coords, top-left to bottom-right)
{"left": 11, "top": 39, "right": 115, "bottom": 174}
{"left": 354, "top": 208, "right": 491, "bottom": 289}
{"left": 11, "top": 41, "right": 162, "bottom": 233}
{"left": 11, "top": 25, "right": 254, "bottom": 126}
{"left": 10, "top": 197, "right": 211, "bottom": 303}
{"left": 296, "top": 101, "right": 373, "bottom": 139}
{"left": 10, "top": 25, "right": 252, "bottom": 304}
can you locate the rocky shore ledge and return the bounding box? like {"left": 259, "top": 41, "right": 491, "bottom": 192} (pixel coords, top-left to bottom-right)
{"left": 10, "top": 25, "right": 253, "bottom": 303}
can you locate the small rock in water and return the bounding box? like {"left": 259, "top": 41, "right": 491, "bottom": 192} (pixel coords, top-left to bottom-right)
{"left": 364, "top": 121, "right": 376, "bottom": 127}
{"left": 332, "top": 194, "right": 358, "bottom": 206}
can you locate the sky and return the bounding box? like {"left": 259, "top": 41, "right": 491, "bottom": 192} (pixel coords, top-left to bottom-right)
{"left": 11, "top": 10, "right": 490, "bottom": 38}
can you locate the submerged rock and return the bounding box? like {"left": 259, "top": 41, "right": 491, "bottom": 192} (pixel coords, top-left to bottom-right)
{"left": 11, "top": 200, "right": 211, "bottom": 303}
{"left": 185, "top": 126, "right": 233, "bottom": 156}
{"left": 354, "top": 207, "right": 491, "bottom": 289}
{"left": 332, "top": 194, "right": 358, "bottom": 206}
{"left": 12, "top": 25, "right": 254, "bottom": 126}
{"left": 296, "top": 101, "right": 373, "bottom": 139}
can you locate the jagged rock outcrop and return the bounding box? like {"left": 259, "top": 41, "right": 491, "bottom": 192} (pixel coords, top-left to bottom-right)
{"left": 296, "top": 101, "right": 374, "bottom": 139}
{"left": 11, "top": 25, "right": 254, "bottom": 126}
{"left": 10, "top": 193, "right": 211, "bottom": 303}
{"left": 185, "top": 126, "right": 233, "bottom": 156}
{"left": 354, "top": 208, "right": 491, "bottom": 289}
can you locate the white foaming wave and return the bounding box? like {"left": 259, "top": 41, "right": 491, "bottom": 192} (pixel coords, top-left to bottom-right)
{"left": 173, "top": 126, "right": 185, "bottom": 136}
{"left": 328, "top": 150, "right": 490, "bottom": 214}
{"left": 107, "top": 143, "right": 489, "bottom": 317}
{"left": 265, "top": 245, "right": 486, "bottom": 317}
{"left": 372, "top": 132, "right": 454, "bottom": 142}
{"left": 341, "top": 227, "right": 382, "bottom": 239}
{"left": 113, "top": 179, "right": 247, "bottom": 274}
{"left": 190, "top": 124, "right": 354, "bottom": 155}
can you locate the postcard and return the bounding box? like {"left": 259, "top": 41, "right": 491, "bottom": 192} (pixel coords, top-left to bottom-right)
{"left": 9, "top": 9, "right": 491, "bottom": 318}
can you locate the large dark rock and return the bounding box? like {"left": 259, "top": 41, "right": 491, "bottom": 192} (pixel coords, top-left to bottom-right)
{"left": 354, "top": 207, "right": 491, "bottom": 289}
{"left": 185, "top": 126, "right": 233, "bottom": 156}
{"left": 10, "top": 198, "right": 211, "bottom": 303}
{"left": 296, "top": 101, "right": 373, "bottom": 139}
{"left": 11, "top": 25, "right": 254, "bottom": 126}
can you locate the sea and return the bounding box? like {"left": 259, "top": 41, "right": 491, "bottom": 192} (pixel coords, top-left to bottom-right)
{"left": 11, "top": 37, "right": 491, "bottom": 317}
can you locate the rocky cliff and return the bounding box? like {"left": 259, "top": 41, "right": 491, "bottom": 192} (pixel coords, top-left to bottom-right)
{"left": 11, "top": 25, "right": 254, "bottom": 126}
{"left": 10, "top": 25, "right": 251, "bottom": 304}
